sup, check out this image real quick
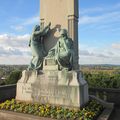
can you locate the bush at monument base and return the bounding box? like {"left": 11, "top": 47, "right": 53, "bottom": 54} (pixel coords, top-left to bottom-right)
{"left": 0, "top": 99, "right": 104, "bottom": 120}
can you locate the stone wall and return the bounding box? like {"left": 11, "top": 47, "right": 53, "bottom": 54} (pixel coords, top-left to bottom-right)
{"left": 1, "top": 84, "right": 120, "bottom": 107}
{"left": 89, "top": 88, "right": 120, "bottom": 106}
{"left": 0, "top": 84, "right": 16, "bottom": 102}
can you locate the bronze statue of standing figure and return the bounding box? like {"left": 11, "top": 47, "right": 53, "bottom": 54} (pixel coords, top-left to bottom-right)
{"left": 28, "top": 22, "right": 51, "bottom": 70}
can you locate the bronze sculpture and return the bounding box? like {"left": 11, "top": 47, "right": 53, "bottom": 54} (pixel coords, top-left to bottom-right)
{"left": 28, "top": 23, "right": 51, "bottom": 70}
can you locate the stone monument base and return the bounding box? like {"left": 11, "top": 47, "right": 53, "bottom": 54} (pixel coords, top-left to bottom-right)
{"left": 16, "top": 70, "right": 89, "bottom": 108}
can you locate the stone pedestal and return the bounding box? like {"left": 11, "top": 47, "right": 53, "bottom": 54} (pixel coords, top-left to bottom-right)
{"left": 43, "top": 58, "right": 58, "bottom": 70}
{"left": 16, "top": 70, "right": 89, "bottom": 108}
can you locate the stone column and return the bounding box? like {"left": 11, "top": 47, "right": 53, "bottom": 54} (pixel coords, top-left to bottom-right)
{"left": 68, "top": 0, "right": 79, "bottom": 70}
{"left": 40, "top": 0, "right": 79, "bottom": 70}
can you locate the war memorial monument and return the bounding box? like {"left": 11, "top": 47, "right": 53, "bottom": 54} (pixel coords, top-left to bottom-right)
{"left": 16, "top": 0, "right": 89, "bottom": 108}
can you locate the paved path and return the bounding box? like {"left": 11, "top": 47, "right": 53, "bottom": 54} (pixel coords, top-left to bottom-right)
{"left": 109, "top": 106, "right": 120, "bottom": 120}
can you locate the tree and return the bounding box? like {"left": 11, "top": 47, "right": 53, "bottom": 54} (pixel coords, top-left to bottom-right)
{"left": 5, "top": 70, "right": 22, "bottom": 85}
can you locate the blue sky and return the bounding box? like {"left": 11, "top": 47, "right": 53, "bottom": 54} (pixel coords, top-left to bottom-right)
{"left": 0, "top": 0, "right": 120, "bottom": 64}
{"left": 80, "top": 0, "right": 120, "bottom": 64}
{"left": 0, "top": 0, "right": 39, "bottom": 34}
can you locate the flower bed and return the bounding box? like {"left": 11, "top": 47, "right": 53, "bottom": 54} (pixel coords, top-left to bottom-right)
{"left": 0, "top": 99, "right": 104, "bottom": 120}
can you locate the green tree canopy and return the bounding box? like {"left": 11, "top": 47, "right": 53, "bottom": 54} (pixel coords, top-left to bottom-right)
{"left": 5, "top": 70, "right": 22, "bottom": 85}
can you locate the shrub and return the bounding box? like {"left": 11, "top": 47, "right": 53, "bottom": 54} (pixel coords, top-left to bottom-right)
{"left": 5, "top": 70, "right": 22, "bottom": 85}
{"left": 0, "top": 99, "right": 104, "bottom": 120}
{"left": 83, "top": 71, "right": 120, "bottom": 88}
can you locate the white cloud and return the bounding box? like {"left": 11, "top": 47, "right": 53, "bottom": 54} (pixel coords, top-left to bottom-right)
{"left": 80, "top": 2, "right": 120, "bottom": 15}
{"left": 0, "top": 34, "right": 120, "bottom": 65}
{"left": 22, "top": 16, "right": 39, "bottom": 26}
{"left": 79, "top": 43, "right": 120, "bottom": 65}
{"left": 80, "top": 7, "right": 104, "bottom": 15}
{"left": 0, "top": 34, "right": 30, "bottom": 57}
{"left": 11, "top": 16, "right": 39, "bottom": 31}
{"left": 80, "top": 55, "right": 120, "bottom": 65}
{"left": 80, "top": 50, "right": 109, "bottom": 58}
{"left": 0, "top": 56, "right": 30, "bottom": 65}
{"left": 80, "top": 11, "right": 120, "bottom": 25}
{"left": 10, "top": 25, "right": 24, "bottom": 31}
{"left": 0, "top": 34, "right": 30, "bottom": 47}
{"left": 112, "top": 43, "right": 120, "bottom": 49}
{"left": 79, "top": 2, "right": 120, "bottom": 33}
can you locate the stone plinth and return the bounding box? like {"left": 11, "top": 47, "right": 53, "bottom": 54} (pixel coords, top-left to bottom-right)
{"left": 43, "top": 58, "right": 58, "bottom": 70}
{"left": 16, "top": 70, "right": 89, "bottom": 108}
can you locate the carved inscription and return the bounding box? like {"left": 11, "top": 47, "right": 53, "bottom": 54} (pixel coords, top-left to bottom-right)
{"left": 22, "top": 85, "right": 32, "bottom": 94}
{"left": 22, "top": 84, "right": 72, "bottom": 104}
{"left": 32, "top": 85, "right": 72, "bottom": 103}
{"left": 21, "top": 73, "right": 74, "bottom": 105}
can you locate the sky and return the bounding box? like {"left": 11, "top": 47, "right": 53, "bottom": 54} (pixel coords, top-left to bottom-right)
{"left": 0, "top": 0, "right": 120, "bottom": 64}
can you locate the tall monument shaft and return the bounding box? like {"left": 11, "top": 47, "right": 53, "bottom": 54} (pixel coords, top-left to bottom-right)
{"left": 40, "top": 0, "right": 79, "bottom": 70}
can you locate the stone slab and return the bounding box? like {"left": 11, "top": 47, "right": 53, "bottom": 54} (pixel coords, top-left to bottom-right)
{"left": 16, "top": 70, "right": 89, "bottom": 108}
{"left": 90, "top": 95, "right": 114, "bottom": 120}
{"left": 43, "top": 58, "right": 58, "bottom": 70}
{"left": 97, "top": 108, "right": 113, "bottom": 120}
{"left": 0, "top": 110, "right": 54, "bottom": 120}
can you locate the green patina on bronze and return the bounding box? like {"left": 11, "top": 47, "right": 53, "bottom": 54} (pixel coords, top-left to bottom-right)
{"left": 28, "top": 23, "right": 74, "bottom": 71}
{"left": 28, "top": 23, "right": 51, "bottom": 70}
{"left": 47, "top": 29, "right": 74, "bottom": 71}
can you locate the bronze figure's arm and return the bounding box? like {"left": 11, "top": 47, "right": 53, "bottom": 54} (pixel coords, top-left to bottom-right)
{"left": 33, "top": 22, "right": 51, "bottom": 36}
